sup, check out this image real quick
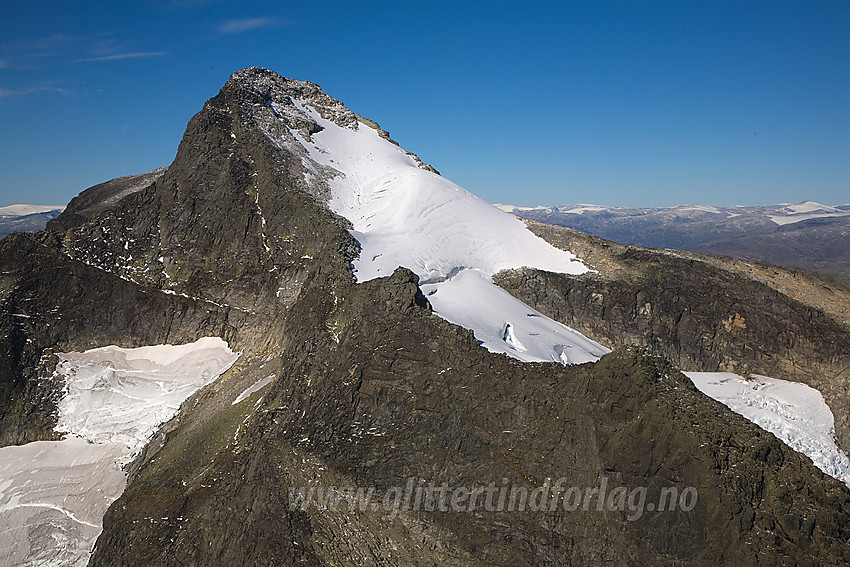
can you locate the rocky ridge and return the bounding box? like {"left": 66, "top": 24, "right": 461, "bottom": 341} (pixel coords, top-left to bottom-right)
{"left": 495, "top": 221, "right": 850, "bottom": 456}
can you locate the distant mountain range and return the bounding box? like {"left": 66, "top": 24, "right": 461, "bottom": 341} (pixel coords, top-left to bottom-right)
{"left": 496, "top": 201, "right": 850, "bottom": 281}
{"left": 0, "top": 204, "right": 65, "bottom": 238}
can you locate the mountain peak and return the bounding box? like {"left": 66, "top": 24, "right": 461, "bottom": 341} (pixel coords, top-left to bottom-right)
{"left": 215, "top": 67, "right": 438, "bottom": 177}
{"left": 226, "top": 67, "right": 322, "bottom": 102}
{"left": 220, "top": 67, "right": 360, "bottom": 133}
{"left": 3, "top": 67, "right": 850, "bottom": 567}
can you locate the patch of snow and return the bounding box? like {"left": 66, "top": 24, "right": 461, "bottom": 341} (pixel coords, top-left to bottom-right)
{"left": 0, "top": 338, "right": 238, "bottom": 566}
{"left": 421, "top": 269, "right": 609, "bottom": 364}
{"left": 0, "top": 438, "right": 126, "bottom": 567}
{"left": 556, "top": 204, "right": 610, "bottom": 214}
{"left": 159, "top": 289, "right": 253, "bottom": 313}
{"left": 782, "top": 201, "right": 838, "bottom": 215}
{"left": 232, "top": 375, "right": 275, "bottom": 405}
{"left": 56, "top": 337, "right": 240, "bottom": 449}
{"left": 686, "top": 371, "right": 850, "bottom": 487}
{"left": 768, "top": 211, "right": 850, "bottom": 226}
{"left": 492, "top": 204, "right": 550, "bottom": 213}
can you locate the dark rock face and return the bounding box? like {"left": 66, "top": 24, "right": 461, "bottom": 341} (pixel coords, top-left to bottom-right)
{"left": 91, "top": 266, "right": 850, "bottom": 566}
{"left": 495, "top": 223, "right": 850, "bottom": 456}
{"left": 47, "top": 168, "right": 166, "bottom": 232}
{"left": 2, "top": 68, "right": 849, "bottom": 564}
{"left": 0, "top": 231, "right": 235, "bottom": 446}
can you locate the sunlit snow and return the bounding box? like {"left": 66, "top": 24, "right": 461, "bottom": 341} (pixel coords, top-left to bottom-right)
{"left": 0, "top": 439, "right": 125, "bottom": 566}
{"left": 292, "top": 101, "right": 587, "bottom": 283}
{"left": 768, "top": 201, "right": 849, "bottom": 225}
{"left": 275, "top": 100, "right": 601, "bottom": 364}
{"left": 0, "top": 338, "right": 238, "bottom": 567}
{"left": 56, "top": 337, "right": 240, "bottom": 449}
{"left": 0, "top": 204, "right": 65, "bottom": 217}
{"left": 769, "top": 211, "right": 850, "bottom": 225}
{"left": 421, "top": 269, "right": 609, "bottom": 364}
{"left": 674, "top": 204, "right": 722, "bottom": 214}
{"left": 686, "top": 371, "right": 850, "bottom": 487}
{"left": 781, "top": 201, "right": 839, "bottom": 215}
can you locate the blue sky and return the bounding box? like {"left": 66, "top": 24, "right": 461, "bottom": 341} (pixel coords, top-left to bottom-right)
{"left": 1, "top": 1, "right": 847, "bottom": 208}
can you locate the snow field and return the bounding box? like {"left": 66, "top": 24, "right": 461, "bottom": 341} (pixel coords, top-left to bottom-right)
{"left": 0, "top": 338, "right": 238, "bottom": 566}
{"left": 686, "top": 372, "right": 850, "bottom": 487}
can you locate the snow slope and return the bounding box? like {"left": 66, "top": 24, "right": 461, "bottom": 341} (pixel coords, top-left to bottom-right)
{"left": 674, "top": 204, "right": 722, "bottom": 214}
{"left": 56, "top": 337, "right": 240, "bottom": 450}
{"left": 686, "top": 372, "right": 850, "bottom": 487}
{"left": 0, "top": 338, "right": 238, "bottom": 567}
{"left": 290, "top": 100, "right": 587, "bottom": 284}
{"left": 420, "top": 269, "right": 609, "bottom": 364}
{"left": 557, "top": 204, "right": 612, "bottom": 214}
{"left": 0, "top": 438, "right": 126, "bottom": 566}
{"left": 276, "top": 100, "right": 601, "bottom": 364}
{"left": 781, "top": 201, "right": 839, "bottom": 215}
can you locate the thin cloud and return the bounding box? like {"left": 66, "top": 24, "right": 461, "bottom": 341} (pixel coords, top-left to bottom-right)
{"left": 73, "top": 51, "right": 169, "bottom": 63}
{"left": 153, "top": 0, "right": 227, "bottom": 10}
{"left": 218, "top": 17, "right": 278, "bottom": 34}
{"left": 0, "top": 86, "right": 71, "bottom": 100}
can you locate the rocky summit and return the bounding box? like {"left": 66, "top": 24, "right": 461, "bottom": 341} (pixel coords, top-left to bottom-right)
{"left": 1, "top": 68, "right": 849, "bottom": 566}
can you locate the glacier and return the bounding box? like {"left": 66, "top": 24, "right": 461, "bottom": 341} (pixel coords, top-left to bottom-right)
{"left": 686, "top": 372, "right": 850, "bottom": 488}
{"left": 419, "top": 268, "right": 608, "bottom": 364}
{"left": 0, "top": 338, "right": 238, "bottom": 567}
{"left": 261, "top": 92, "right": 850, "bottom": 488}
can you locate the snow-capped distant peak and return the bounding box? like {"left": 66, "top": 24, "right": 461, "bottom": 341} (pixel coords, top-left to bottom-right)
{"left": 782, "top": 201, "right": 838, "bottom": 215}
{"left": 555, "top": 204, "right": 611, "bottom": 215}
{"left": 769, "top": 201, "right": 849, "bottom": 225}
{"left": 673, "top": 204, "right": 722, "bottom": 214}
{"left": 0, "top": 204, "right": 65, "bottom": 217}
{"left": 492, "top": 204, "right": 551, "bottom": 213}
